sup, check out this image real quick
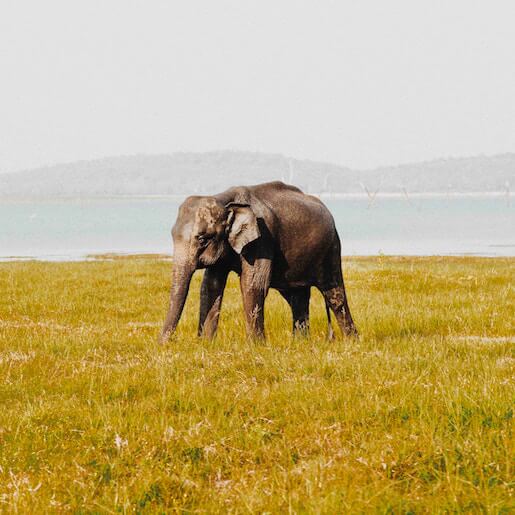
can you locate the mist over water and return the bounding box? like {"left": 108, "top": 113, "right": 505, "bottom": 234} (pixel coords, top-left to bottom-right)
{"left": 1, "top": 196, "right": 512, "bottom": 260}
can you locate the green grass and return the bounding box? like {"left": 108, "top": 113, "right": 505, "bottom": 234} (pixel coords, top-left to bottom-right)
{"left": 0, "top": 256, "right": 513, "bottom": 513}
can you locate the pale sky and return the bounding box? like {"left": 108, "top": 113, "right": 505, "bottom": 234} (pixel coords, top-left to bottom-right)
{"left": 1, "top": 0, "right": 514, "bottom": 173}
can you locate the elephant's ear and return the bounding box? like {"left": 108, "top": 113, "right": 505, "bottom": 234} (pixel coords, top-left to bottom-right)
{"left": 225, "top": 202, "right": 260, "bottom": 254}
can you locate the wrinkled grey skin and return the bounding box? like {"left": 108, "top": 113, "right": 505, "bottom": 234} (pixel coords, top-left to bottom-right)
{"left": 160, "top": 181, "right": 357, "bottom": 342}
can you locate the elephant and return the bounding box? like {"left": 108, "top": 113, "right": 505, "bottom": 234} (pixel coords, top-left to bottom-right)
{"left": 160, "top": 181, "right": 358, "bottom": 342}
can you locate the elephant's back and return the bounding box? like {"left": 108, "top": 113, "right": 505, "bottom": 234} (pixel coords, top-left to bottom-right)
{"left": 251, "top": 183, "right": 338, "bottom": 286}
{"left": 252, "top": 182, "right": 335, "bottom": 235}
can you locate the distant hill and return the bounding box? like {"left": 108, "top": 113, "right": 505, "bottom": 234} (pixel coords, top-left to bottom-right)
{"left": 0, "top": 151, "right": 513, "bottom": 198}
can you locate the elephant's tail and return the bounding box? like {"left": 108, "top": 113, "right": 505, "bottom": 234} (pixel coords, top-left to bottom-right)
{"left": 325, "top": 299, "right": 335, "bottom": 340}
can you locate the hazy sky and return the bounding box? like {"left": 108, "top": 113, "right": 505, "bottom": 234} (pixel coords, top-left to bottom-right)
{"left": 1, "top": 0, "right": 514, "bottom": 173}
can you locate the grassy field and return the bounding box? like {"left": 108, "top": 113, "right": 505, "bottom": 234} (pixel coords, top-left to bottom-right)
{"left": 0, "top": 256, "right": 513, "bottom": 513}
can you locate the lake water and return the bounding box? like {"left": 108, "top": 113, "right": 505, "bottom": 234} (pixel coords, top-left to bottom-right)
{"left": 0, "top": 196, "right": 513, "bottom": 260}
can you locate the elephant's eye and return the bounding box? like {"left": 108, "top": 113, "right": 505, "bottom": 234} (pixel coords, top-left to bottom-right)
{"left": 197, "top": 234, "right": 212, "bottom": 246}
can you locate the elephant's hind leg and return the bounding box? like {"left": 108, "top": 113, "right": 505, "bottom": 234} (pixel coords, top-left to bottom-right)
{"left": 317, "top": 237, "right": 358, "bottom": 338}
{"left": 319, "top": 285, "right": 358, "bottom": 337}
{"left": 280, "top": 288, "right": 310, "bottom": 336}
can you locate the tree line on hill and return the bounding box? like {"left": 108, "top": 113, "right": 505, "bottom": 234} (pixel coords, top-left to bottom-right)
{"left": 0, "top": 151, "right": 513, "bottom": 198}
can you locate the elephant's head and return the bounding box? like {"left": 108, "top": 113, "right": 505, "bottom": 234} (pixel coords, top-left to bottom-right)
{"left": 160, "top": 196, "right": 260, "bottom": 342}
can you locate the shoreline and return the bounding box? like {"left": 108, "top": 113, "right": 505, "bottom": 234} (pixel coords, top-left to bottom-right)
{"left": 1, "top": 250, "right": 514, "bottom": 263}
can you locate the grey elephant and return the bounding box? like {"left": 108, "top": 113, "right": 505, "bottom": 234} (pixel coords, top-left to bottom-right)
{"left": 160, "top": 181, "right": 357, "bottom": 341}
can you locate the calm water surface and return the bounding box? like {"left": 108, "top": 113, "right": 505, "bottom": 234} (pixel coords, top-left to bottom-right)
{"left": 0, "top": 197, "right": 513, "bottom": 259}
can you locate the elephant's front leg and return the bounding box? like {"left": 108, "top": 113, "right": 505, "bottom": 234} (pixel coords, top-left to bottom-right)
{"left": 198, "top": 266, "right": 229, "bottom": 339}
{"left": 239, "top": 258, "right": 272, "bottom": 339}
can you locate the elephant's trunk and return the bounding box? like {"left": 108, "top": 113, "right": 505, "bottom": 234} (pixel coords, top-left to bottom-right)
{"left": 160, "top": 256, "right": 195, "bottom": 343}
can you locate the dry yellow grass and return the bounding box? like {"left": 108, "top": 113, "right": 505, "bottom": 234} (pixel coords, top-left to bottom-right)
{"left": 0, "top": 256, "right": 513, "bottom": 512}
